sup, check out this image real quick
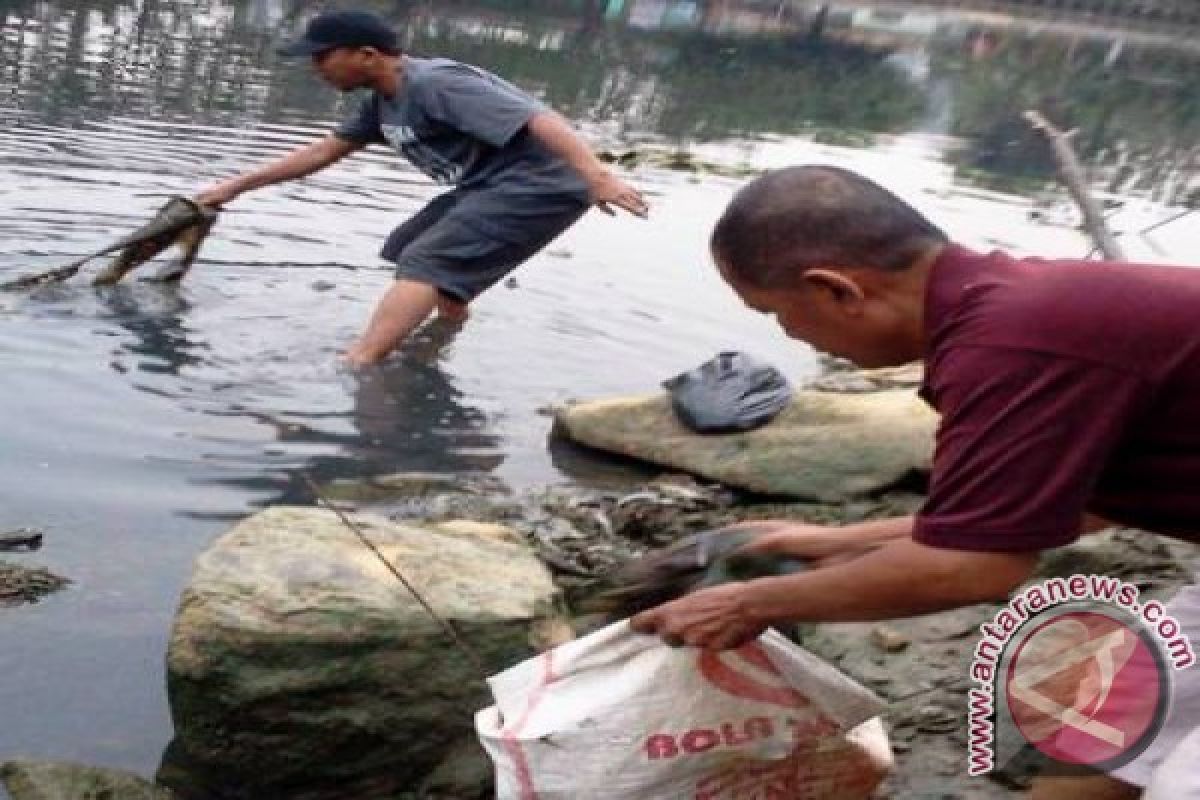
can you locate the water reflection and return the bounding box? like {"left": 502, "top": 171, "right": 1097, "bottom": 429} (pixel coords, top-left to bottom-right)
{"left": 101, "top": 285, "right": 208, "bottom": 376}
{"left": 0, "top": 0, "right": 925, "bottom": 139}
{"left": 167, "top": 317, "right": 504, "bottom": 516}
{"left": 2, "top": 0, "right": 1198, "bottom": 782}
{"left": 939, "top": 33, "right": 1200, "bottom": 202}
{"left": 343, "top": 319, "right": 503, "bottom": 476}
{"left": 2, "top": 0, "right": 1196, "bottom": 191}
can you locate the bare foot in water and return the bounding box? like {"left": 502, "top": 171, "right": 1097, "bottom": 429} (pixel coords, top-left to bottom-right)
{"left": 340, "top": 348, "right": 379, "bottom": 368}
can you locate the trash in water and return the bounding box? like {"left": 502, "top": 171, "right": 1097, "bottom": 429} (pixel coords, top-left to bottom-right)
{"left": 1, "top": 196, "right": 218, "bottom": 290}
{"left": 663, "top": 351, "right": 792, "bottom": 434}
{"left": 0, "top": 528, "right": 43, "bottom": 551}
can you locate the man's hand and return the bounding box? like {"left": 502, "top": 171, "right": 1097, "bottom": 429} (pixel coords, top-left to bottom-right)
{"left": 195, "top": 180, "right": 243, "bottom": 208}
{"left": 523, "top": 112, "right": 649, "bottom": 218}
{"left": 630, "top": 537, "right": 1038, "bottom": 651}
{"left": 630, "top": 582, "right": 767, "bottom": 651}
{"left": 193, "top": 136, "right": 361, "bottom": 209}
{"left": 587, "top": 169, "right": 649, "bottom": 218}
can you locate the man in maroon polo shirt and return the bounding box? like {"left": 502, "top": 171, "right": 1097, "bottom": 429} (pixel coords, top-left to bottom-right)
{"left": 630, "top": 165, "right": 1199, "bottom": 798}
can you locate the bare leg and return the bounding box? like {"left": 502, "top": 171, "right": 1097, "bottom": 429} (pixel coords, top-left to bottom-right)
{"left": 343, "top": 279, "right": 439, "bottom": 366}
{"left": 436, "top": 292, "right": 469, "bottom": 323}
{"left": 1030, "top": 774, "right": 1140, "bottom": 800}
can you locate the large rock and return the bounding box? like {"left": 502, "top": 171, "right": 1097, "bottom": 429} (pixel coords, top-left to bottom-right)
{"left": 162, "top": 506, "right": 563, "bottom": 800}
{"left": 809, "top": 362, "right": 924, "bottom": 393}
{"left": 555, "top": 389, "right": 937, "bottom": 501}
{"left": 0, "top": 760, "right": 175, "bottom": 800}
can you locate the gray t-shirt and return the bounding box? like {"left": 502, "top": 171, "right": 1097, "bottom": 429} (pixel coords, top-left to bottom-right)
{"left": 335, "top": 57, "right": 588, "bottom": 199}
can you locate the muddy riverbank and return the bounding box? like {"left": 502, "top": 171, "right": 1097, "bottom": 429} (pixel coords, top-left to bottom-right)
{"left": 5, "top": 400, "right": 1196, "bottom": 798}
{"left": 306, "top": 463, "right": 1197, "bottom": 799}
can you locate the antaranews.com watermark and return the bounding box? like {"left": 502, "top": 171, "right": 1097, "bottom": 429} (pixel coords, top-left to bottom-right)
{"left": 967, "top": 574, "right": 1195, "bottom": 776}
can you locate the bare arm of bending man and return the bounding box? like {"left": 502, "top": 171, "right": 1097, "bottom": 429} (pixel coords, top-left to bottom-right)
{"left": 196, "top": 135, "right": 363, "bottom": 207}
{"left": 632, "top": 537, "right": 1038, "bottom": 650}
{"left": 525, "top": 111, "right": 648, "bottom": 218}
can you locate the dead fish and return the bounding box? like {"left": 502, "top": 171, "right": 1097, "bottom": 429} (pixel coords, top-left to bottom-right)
{"left": 0, "top": 196, "right": 218, "bottom": 290}
{"left": 581, "top": 528, "right": 808, "bottom": 618}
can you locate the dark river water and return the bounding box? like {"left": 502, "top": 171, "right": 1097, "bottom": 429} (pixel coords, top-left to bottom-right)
{"left": 1, "top": 0, "right": 1197, "bottom": 783}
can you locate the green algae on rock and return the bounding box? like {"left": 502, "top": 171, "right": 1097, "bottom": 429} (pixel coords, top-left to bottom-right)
{"left": 162, "top": 506, "right": 564, "bottom": 800}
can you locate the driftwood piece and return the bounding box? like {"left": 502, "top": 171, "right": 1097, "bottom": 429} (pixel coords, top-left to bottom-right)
{"left": 0, "top": 529, "right": 43, "bottom": 551}
{"left": 0, "top": 561, "right": 68, "bottom": 605}
{"left": 1023, "top": 110, "right": 1126, "bottom": 261}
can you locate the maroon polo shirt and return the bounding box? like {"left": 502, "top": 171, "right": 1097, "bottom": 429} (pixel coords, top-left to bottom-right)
{"left": 914, "top": 245, "right": 1200, "bottom": 552}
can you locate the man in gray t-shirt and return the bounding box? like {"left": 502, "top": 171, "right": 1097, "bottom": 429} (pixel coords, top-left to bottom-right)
{"left": 197, "top": 9, "right": 646, "bottom": 366}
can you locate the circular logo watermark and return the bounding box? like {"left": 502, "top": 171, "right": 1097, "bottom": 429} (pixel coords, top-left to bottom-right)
{"left": 968, "top": 577, "right": 1193, "bottom": 778}
{"left": 1001, "top": 605, "right": 1169, "bottom": 771}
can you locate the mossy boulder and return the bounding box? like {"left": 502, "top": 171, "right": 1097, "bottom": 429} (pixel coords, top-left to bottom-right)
{"left": 0, "top": 760, "right": 174, "bottom": 800}
{"left": 162, "top": 506, "right": 562, "bottom": 799}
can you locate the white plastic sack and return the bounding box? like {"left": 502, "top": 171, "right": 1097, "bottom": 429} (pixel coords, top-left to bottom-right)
{"left": 476, "top": 621, "right": 893, "bottom": 799}
{"left": 1145, "top": 725, "right": 1200, "bottom": 799}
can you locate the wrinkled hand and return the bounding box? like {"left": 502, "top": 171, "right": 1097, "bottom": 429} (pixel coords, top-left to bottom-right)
{"left": 194, "top": 180, "right": 242, "bottom": 209}
{"left": 630, "top": 582, "right": 767, "bottom": 651}
{"left": 588, "top": 170, "right": 648, "bottom": 218}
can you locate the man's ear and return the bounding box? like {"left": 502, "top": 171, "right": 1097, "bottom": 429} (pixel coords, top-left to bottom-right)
{"left": 802, "top": 269, "right": 866, "bottom": 313}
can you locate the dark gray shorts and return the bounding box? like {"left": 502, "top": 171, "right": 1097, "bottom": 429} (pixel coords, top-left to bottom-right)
{"left": 381, "top": 189, "right": 589, "bottom": 303}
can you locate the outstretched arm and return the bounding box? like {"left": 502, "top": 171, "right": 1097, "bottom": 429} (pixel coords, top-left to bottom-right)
{"left": 736, "top": 513, "right": 1115, "bottom": 564}
{"left": 741, "top": 515, "right": 916, "bottom": 561}
{"left": 631, "top": 537, "right": 1038, "bottom": 650}
{"left": 196, "top": 135, "right": 362, "bottom": 207}
{"left": 525, "top": 111, "right": 648, "bottom": 218}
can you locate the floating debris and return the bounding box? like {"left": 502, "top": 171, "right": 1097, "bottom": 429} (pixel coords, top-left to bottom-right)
{"left": 0, "top": 560, "right": 69, "bottom": 607}
{"left": 0, "top": 528, "right": 43, "bottom": 551}
{"left": 1, "top": 196, "right": 218, "bottom": 289}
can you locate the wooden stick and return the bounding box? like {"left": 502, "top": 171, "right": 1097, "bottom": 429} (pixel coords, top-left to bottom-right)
{"left": 1023, "top": 110, "right": 1126, "bottom": 261}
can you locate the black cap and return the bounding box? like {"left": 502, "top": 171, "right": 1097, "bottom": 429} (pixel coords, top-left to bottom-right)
{"left": 277, "top": 10, "right": 399, "bottom": 57}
